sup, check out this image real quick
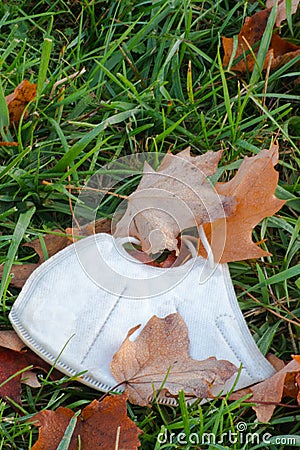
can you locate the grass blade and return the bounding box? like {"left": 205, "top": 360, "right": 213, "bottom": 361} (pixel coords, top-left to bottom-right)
{"left": 47, "top": 108, "right": 139, "bottom": 175}
{"left": 37, "top": 37, "right": 53, "bottom": 100}
{"left": 56, "top": 410, "right": 81, "bottom": 450}
{"left": 0, "top": 78, "right": 10, "bottom": 137}
{"left": 0, "top": 207, "right": 35, "bottom": 303}
{"left": 250, "top": 1, "right": 277, "bottom": 84}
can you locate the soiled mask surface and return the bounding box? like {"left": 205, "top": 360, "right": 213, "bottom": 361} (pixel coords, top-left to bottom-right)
{"left": 9, "top": 233, "right": 275, "bottom": 397}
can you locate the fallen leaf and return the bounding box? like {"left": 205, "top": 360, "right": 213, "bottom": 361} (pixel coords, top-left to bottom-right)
{"left": 0, "top": 330, "right": 42, "bottom": 389}
{"left": 21, "top": 371, "right": 42, "bottom": 388}
{"left": 0, "top": 263, "right": 40, "bottom": 289}
{"left": 0, "top": 345, "right": 54, "bottom": 404}
{"left": 231, "top": 355, "right": 300, "bottom": 422}
{"left": 266, "top": 0, "right": 300, "bottom": 26}
{"left": 267, "top": 352, "right": 286, "bottom": 372}
{"left": 111, "top": 313, "right": 237, "bottom": 406}
{"left": 65, "top": 217, "right": 112, "bottom": 240}
{"left": 222, "top": 8, "right": 300, "bottom": 72}
{"left": 5, "top": 80, "right": 37, "bottom": 125}
{"left": 0, "top": 330, "right": 26, "bottom": 351}
{"left": 200, "top": 144, "right": 285, "bottom": 263}
{"left": 296, "top": 372, "right": 300, "bottom": 405}
{"left": 31, "top": 393, "right": 141, "bottom": 450}
{"left": 24, "top": 230, "right": 71, "bottom": 263}
{"left": 0, "top": 141, "right": 19, "bottom": 147}
{"left": 126, "top": 247, "right": 176, "bottom": 267}
{"left": 115, "top": 148, "right": 235, "bottom": 254}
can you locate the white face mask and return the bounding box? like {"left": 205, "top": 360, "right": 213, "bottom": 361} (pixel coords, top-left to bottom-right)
{"left": 9, "top": 232, "right": 275, "bottom": 399}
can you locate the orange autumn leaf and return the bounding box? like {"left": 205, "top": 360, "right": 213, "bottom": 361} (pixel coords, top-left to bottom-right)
{"left": 222, "top": 8, "right": 300, "bottom": 72}
{"left": 0, "top": 141, "right": 19, "bottom": 147}
{"left": 5, "top": 80, "right": 37, "bottom": 125}
{"left": 31, "top": 393, "right": 141, "bottom": 450}
{"left": 200, "top": 144, "right": 285, "bottom": 263}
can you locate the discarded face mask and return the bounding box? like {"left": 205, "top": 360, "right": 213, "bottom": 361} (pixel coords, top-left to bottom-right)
{"left": 9, "top": 232, "right": 275, "bottom": 402}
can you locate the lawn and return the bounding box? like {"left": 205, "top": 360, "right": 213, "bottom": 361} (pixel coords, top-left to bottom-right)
{"left": 0, "top": 0, "right": 299, "bottom": 449}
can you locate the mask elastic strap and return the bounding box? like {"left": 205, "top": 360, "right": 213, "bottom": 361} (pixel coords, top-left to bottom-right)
{"left": 116, "top": 236, "right": 141, "bottom": 246}
{"left": 180, "top": 236, "right": 198, "bottom": 259}
{"left": 115, "top": 227, "right": 215, "bottom": 267}
{"left": 198, "top": 225, "right": 215, "bottom": 268}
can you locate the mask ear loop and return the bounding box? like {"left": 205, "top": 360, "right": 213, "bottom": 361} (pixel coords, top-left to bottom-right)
{"left": 116, "top": 228, "right": 215, "bottom": 267}
{"left": 114, "top": 236, "right": 143, "bottom": 263}
{"left": 180, "top": 236, "right": 198, "bottom": 259}
{"left": 116, "top": 236, "right": 141, "bottom": 246}
{"left": 198, "top": 225, "right": 215, "bottom": 268}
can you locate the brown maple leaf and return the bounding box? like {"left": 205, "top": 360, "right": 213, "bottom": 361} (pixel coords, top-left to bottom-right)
{"left": 0, "top": 343, "right": 54, "bottom": 404}
{"left": 31, "top": 393, "right": 141, "bottom": 450}
{"left": 115, "top": 148, "right": 235, "bottom": 255}
{"left": 231, "top": 355, "right": 300, "bottom": 422}
{"left": 200, "top": 144, "right": 285, "bottom": 263}
{"left": 111, "top": 313, "right": 237, "bottom": 406}
{"left": 5, "top": 80, "right": 37, "bottom": 125}
{"left": 222, "top": 7, "right": 300, "bottom": 72}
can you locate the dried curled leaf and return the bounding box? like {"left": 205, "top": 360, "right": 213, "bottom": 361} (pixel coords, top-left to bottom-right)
{"left": 0, "top": 330, "right": 26, "bottom": 352}
{"left": 222, "top": 8, "right": 300, "bottom": 72}
{"left": 231, "top": 356, "right": 300, "bottom": 422}
{"left": 31, "top": 393, "right": 141, "bottom": 450}
{"left": 266, "top": 0, "right": 300, "bottom": 26}
{"left": 115, "top": 148, "right": 235, "bottom": 254}
{"left": 201, "top": 144, "right": 285, "bottom": 263}
{"left": 5, "top": 80, "right": 37, "bottom": 125}
{"left": 111, "top": 313, "right": 237, "bottom": 406}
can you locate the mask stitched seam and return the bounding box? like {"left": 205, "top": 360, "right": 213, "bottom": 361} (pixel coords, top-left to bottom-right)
{"left": 220, "top": 264, "right": 275, "bottom": 377}
{"left": 216, "top": 314, "right": 261, "bottom": 382}
{"left": 80, "top": 287, "right": 126, "bottom": 364}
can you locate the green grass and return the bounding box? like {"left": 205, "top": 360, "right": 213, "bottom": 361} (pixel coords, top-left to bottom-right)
{"left": 0, "top": 0, "right": 299, "bottom": 448}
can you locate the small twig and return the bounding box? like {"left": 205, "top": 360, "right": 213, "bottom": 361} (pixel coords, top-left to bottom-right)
{"left": 50, "top": 67, "right": 86, "bottom": 98}
{"left": 240, "top": 287, "right": 300, "bottom": 327}
{"left": 288, "top": 322, "right": 298, "bottom": 354}
{"left": 118, "top": 45, "right": 146, "bottom": 88}
{"left": 262, "top": 52, "right": 273, "bottom": 109}
{"left": 67, "top": 168, "right": 80, "bottom": 230}
{"left": 42, "top": 180, "right": 128, "bottom": 199}
{"left": 115, "top": 426, "right": 121, "bottom": 450}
